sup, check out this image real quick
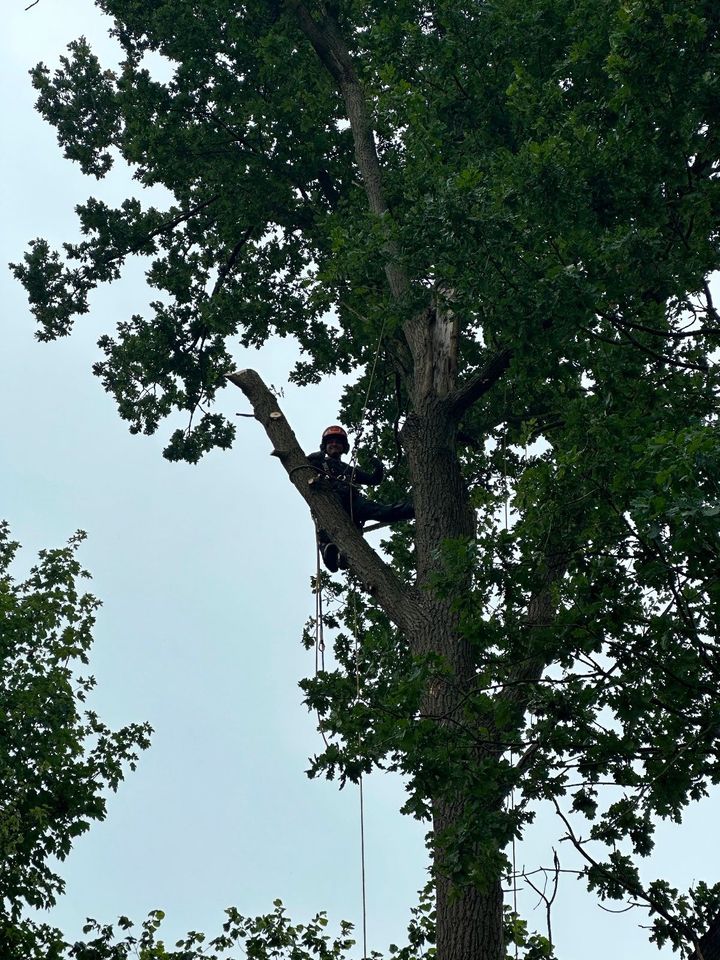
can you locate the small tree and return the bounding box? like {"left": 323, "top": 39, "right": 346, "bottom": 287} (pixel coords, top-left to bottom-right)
{"left": 0, "top": 525, "right": 371, "bottom": 960}
{"left": 13, "top": 1, "right": 720, "bottom": 956}
{"left": 0, "top": 525, "right": 152, "bottom": 959}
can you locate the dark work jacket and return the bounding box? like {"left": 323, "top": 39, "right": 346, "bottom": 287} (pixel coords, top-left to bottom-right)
{"left": 306, "top": 451, "right": 384, "bottom": 510}
{"left": 308, "top": 451, "right": 414, "bottom": 540}
{"left": 308, "top": 450, "right": 385, "bottom": 495}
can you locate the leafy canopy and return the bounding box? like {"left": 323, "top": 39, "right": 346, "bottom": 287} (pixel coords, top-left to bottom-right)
{"left": 0, "top": 525, "right": 151, "bottom": 958}
{"left": 14, "top": 0, "right": 719, "bottom": 458}
{"left": 11, "top": 0, "right": 720, "bottom": 954}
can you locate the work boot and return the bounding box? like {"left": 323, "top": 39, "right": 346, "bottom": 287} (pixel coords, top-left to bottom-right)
{"left": 390, "top": 501, "right": 415, "bottom": 521}
{"left": 322, "top": 542, "right": 340, "bottom": 573}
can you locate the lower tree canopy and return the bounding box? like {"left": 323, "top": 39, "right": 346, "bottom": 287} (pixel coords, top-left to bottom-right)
{"left": 10, "top": 0, "right": 720, "bottom": 957}
{"left": 0, "top": 526, "right": 151, "bottom": 959}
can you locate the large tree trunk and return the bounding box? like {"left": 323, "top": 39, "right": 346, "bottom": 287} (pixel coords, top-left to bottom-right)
{"left": 435, "top": 879, "right": 504, "bottom": 960}
{"left": 699, "top": 913, "right": 720, "bottom": 960}
{"left": 402, "top": 389, "right": 507, "bottom": 960}
{"left": 436, "top": 799, "right": 505, "bottom": 960}
{"left": 246, "top": 12, "right": 513, "bottom": 951}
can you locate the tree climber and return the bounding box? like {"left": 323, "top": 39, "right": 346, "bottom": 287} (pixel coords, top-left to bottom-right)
{"left": 308, "top": 425, "right": 415, "bottom": 572}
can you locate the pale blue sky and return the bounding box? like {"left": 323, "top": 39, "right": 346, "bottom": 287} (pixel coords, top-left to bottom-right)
{"left": 2, "top": 2, "right": 717, "bottom": 957}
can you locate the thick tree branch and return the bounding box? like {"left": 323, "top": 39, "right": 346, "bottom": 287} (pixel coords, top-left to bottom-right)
{"left": 291, "top": 2, "right": 487, "bottom": 412}
{"left": 289, "top": 1, "right": 409, "bottom": 302}
{"left": 447, "top": 346, "right": 514, "bottom": 420}
{"left": 226, "top": 369, "right": 418, "bottom": 633}
{"left": 489, "top": 551, "right": 569, "bottom": 755}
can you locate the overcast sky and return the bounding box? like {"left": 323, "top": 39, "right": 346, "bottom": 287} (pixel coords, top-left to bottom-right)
{"left": 2, "top": 2, "right": 717, "bottom": 957}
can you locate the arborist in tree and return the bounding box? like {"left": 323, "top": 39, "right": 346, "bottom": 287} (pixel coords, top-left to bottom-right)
{"left": 308, "top": 425, "right": 415, "bottom": 572}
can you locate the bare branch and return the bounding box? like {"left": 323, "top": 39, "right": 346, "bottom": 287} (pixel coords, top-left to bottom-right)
{"left": 520, "top": 849, "right": 560, "bottom": 946}
{"left": 553, "top": 799, "right": 704, "bottom": 956}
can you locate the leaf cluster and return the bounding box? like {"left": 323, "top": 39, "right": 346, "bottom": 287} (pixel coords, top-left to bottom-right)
{"left": 0, "top": 525, "right": 151, "bottom": 956}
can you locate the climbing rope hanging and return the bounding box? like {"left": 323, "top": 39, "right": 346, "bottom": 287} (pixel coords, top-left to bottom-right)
{"left": 343, "top": 321, "right": 388, "bottom": 958}
{"left": 314, "top": 540, "right": 326, "bottom": 676}
{"left": 349, "top": 584, "right": 369, "bottom": 960}
{"left": 349, "top": 315, "right": 388, "bottom": 488}
{"left": 312, "top": 538, "right": 331, "bottom": 752}
{"left": 311, "top": 572, "right": 369, "bottom": 956}
{"left": 310, "top": 317, "right": 388, "bottom": 959}
{"left": 308, "top": 318, "right": 386, "bottom": 958}
{"left": 500, "top": 386, "right": 520, "bottom": 957}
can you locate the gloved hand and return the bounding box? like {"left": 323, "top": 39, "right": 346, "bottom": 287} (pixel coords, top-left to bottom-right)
{"left": 362, "top": 455, "right": 384, "bottom": 484}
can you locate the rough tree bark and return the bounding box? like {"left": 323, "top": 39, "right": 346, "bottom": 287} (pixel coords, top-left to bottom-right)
{"left": 699, "top": 912, "right": 720, "bottom": 960}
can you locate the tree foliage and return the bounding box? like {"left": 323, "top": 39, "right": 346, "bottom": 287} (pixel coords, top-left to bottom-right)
{"left": 12, "top": 0, "right": 720, "bottom": 956}
{"left": 0, "top": 525, "right": 152, "bottom": 959}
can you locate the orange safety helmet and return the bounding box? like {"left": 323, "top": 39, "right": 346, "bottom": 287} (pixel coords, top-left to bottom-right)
{"left": 321, "top": 424, "right": 350, "bottom": 453}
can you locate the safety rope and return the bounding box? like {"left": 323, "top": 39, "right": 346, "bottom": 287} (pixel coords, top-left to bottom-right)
{"left": 312, "top": 319, "right": 387, "bottom": 957}
{"left": 314, "top": 541, "right": 326, "bottom": 675}
{"left": 500, "top": 388, "right": 519, "bottom": 957}
{"left": 358, "top": 775, "right": 368, "bottom": 958}
{"left": 349, "top": 317, "right": 388, "bottom": 507}
{"left": 350, "top": 585, "right": 369, "bottom": 959}
{"left": 313, "top": 538, "right": 330, "bottom": 750}
{"left": 345, "top": 321, "right": 388, "bottom": 958}
{"left": 311, "top": 568, "right": 369, "bottom": 955}
{"left": 346, "top": 319, "right": 390, "bottom": 957}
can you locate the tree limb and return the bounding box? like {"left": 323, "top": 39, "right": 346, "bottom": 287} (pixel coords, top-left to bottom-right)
{"left": 226, "top": 369, "right": 419, "bottom": 633}
{"left": 447, "top": 346, "right": 513, "bottom": 420}
{"left": 553, "top": 799, "right": 705, "bottom": 957}
{"left": 210, "top": 227, "right": 253, "bottom": 299}
{"left": 289, "top": 0, "right": 409, "bottom": 302}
